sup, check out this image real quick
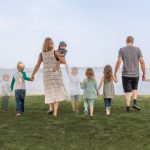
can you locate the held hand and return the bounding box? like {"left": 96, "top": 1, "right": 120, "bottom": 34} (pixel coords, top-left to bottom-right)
{"left": 114, "top": 73, "right": 118, "bottom": 81}
{"left": 31, "top": 76, "right": 34, "bottom": 81}
{"left": 114, "top": 78, "right": 118, "bottom": 83}
{"left": 142, "top": 74, "right": 146, "bottom": 81}
{"left": 9, "top": 92, "right": 13, "bottom": 96}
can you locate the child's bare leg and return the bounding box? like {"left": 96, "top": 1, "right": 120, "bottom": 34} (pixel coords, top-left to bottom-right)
{"left": 71, "top": 100, "right": 75, "bottom": 112}
{"left": 89, "top": 106, "right": 94, "bottom": 116}
{"left": 75, "top": 100, "right": 79, "bottom": 111}
{"left": 89, "top": 100, "right": 94, "bottom": 116}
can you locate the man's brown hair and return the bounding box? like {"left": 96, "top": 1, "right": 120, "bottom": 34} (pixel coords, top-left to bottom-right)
{"left": 126, "top": 36, "right": 134, "bottom": 43}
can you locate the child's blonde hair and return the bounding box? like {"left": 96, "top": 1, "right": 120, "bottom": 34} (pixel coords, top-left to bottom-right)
{"left": 103, "top": 65, "right": 113, "bottom": 81}
{"left": 17, "top": 61, "right": 25, "bottom": 70}
{"left": 42, "top": 37, "right": 54, "bottom": 52}
{"left": 85, "top": 68, "right": 95, "bottom": 79}
{"left": 71, "top": 67, "right": 78, "bottom": 72}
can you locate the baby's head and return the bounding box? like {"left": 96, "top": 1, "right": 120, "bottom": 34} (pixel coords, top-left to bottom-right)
{"left": 17, "top": 61, "right": 25, "bottom": 72}
{"left": 85, "top": 68, "right": 95, "bottom": 80}
{"left": 71, "top": 67, "right": 78, "bottom": 76}
{"left": 59, "top": 41, "right": 67, "bottom": 50}
{"left": 2, "top": 74, "right": 10, "bottom": 81}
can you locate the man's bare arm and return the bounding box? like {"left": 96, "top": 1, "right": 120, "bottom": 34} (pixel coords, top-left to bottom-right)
{"left": 139, "top": 57, "right": 146, "bottom": 80}
{"left": 114, "top": 57, "right": 122, "bottom": 80}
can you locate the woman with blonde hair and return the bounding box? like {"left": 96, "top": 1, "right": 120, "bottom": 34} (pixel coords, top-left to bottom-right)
{"left": 31, "top": 37, "right": 66, "bottom": 117}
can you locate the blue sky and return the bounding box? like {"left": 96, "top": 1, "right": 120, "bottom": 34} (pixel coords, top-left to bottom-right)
{"left": 0, "top": 0, "right": 150, "bottom": 68}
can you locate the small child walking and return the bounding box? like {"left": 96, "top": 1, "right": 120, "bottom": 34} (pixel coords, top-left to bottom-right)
{"left": 53, "top": 41, "right": 67, "bottom": 71}
{"left": 1, "top": 74, "right": 11, "bottom": 112}
{"left": 11, "top": 62, "right": 32, "bottom": 116}
{"left": 99, "top": 65, "right": 117, "bottom": 116}
{"left": 66, "top": 66, "right": 80, "bottom": 115}
{"left": 80, "top": 68, "right": 99, "bottom": 117}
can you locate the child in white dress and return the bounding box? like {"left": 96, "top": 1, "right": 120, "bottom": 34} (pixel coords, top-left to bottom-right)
{"left": 66, "top": 66, "right": 80, "bottom": 115}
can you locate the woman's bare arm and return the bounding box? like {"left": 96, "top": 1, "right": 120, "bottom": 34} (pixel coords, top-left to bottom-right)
{"left": 55, "top": 51, "right": 66, "bottom": 64}
{"left": 31, "top": 56, "right": 42, "bottom": 80}
{"left": 59, "top": 54, "right": 65, "bottom": 57}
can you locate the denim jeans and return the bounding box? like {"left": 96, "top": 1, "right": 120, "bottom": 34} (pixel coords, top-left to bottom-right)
{"left": 15, "top": 89, "right": 26, "bottom": 113}
{"left": 104, "top": 98, "right": 112, "bottom": 109}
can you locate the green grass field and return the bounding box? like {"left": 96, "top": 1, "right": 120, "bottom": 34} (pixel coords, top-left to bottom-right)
{"left": 0, "top": 95, "right": 150, "bottom": 150}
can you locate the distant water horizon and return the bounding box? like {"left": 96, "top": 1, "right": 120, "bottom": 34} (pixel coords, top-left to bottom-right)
{"left": 0, "top": 67, "right": 150, "bottom": 95}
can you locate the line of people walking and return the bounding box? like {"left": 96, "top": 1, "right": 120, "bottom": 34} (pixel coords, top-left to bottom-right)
{"left": 1, "top": 36, "right": 149, "bottom": 117}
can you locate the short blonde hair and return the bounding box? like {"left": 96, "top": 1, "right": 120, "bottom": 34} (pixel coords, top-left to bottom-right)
{"left": 17, "top": 61, "right": 25, "bottom": 69}
{"left": 126, "top": 36, "right": 134, "bottom": 43}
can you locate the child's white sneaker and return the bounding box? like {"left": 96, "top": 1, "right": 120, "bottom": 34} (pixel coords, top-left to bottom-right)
{"left": 106, "top": 109, "right": 111, "bottom": 116}
{"left": 16, "top": 113, "right": 21, "bottom": 116}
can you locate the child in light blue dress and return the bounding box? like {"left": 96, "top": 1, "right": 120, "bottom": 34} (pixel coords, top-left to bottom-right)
{"left": 80, "top": 68, "right": 99, "bottom": 116}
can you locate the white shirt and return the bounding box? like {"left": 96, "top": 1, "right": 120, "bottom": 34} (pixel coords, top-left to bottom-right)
{"left": 13, "top": 72, "right": 26, "bottom": 90}
{"left": 67, "top": 74, "right": 80, "bottom": 96}
{"left": 2, "top": 81, "right": 11, "bottom": 96}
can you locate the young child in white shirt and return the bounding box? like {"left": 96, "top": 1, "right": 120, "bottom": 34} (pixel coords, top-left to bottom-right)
{"left": 66, "top": 66, "right": 80, "bottom": 115}
{"left": 1, "top": 74, "right": 11, "bottom": 112}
